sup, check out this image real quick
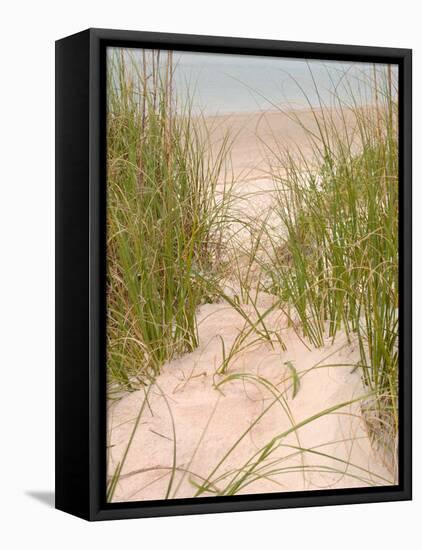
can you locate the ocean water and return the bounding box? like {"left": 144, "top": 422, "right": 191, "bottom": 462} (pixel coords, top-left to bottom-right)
{"left": 108, "top": 47, "right": 398, "bottom": 115}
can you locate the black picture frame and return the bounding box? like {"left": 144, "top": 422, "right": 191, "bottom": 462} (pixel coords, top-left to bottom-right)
{"left": 55, "top": 27, "right": 412, "bottom": 521}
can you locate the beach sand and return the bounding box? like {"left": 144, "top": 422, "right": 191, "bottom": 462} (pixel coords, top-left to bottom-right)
{"left": 107, "top": 109, "right": 395, "bottom": 502}
{"left": 206, "top": 107, "right": 360, "bottom": 179}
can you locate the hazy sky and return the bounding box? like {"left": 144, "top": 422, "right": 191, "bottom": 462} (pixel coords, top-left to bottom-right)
{"left": 108, "top": 47, "right": 398, "bottom": 115}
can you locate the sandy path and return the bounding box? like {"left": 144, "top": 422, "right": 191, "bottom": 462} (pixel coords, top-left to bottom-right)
{"left": 108, "top": 298, "right": 393, "bottom": 502}
{"left": 107, "top": 109, "right": 395, "bottom": 502}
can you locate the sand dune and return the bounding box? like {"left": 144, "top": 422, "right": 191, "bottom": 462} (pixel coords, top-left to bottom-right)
{"left": 108, "top": 298, "right": 393, "bottom": 502}
{"left": 107, "top": 109, "right": 395, "bottom": 502}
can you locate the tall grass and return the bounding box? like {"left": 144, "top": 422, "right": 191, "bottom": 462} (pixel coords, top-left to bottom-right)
{"left": 260, "top": 65, "right": 398, "bottom": 457}
{"left": 106, "top": 50, "right": 231, "bottom": 389}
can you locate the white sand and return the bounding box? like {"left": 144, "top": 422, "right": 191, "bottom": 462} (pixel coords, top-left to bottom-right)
{"left": 107, "top": 109, "right": 395, "bottom": 502}
{"left": 108, "top": 299, "right": 393, "bottom": 502}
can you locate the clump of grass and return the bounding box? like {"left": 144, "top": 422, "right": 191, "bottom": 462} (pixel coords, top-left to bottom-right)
{"left": 261, "top": 64, "right": 398, "bottom": 460}
{"left": 107, "top": 49, "right": 232, "bottom": 389}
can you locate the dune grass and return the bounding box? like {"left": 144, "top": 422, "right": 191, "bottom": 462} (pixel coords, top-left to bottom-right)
{"left": 259, "top": 64, "right": 398, "bottom": 456}
{"left": 106, "top": 49, "right": 232, "bottom": 390}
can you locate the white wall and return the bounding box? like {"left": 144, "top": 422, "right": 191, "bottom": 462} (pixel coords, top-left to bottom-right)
{"left": 1, "top": 1, "right": 418, "bottom": 548}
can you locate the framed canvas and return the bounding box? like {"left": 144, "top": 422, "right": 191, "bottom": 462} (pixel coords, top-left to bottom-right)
{"left": 55, "top": 28, "right": 412, "bottom": 521}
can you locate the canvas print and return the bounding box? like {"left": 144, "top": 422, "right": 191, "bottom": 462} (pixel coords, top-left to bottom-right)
{"left": 106, "top": 47, "right": 399, "bottom": 503}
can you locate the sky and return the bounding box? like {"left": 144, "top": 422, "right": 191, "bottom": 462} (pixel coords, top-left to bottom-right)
{"left": 108, "top": 47, "right": 398, "bottom": 115}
